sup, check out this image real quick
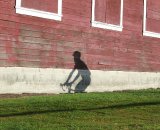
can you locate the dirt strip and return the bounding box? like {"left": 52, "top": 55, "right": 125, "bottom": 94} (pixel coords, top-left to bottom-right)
{"left": 0, "top": 93, "right": 55, "bottom": 99}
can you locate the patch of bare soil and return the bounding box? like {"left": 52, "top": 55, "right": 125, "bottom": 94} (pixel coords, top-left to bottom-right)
{"left": 0, "top": 93, "right": 55, "bottom": 99}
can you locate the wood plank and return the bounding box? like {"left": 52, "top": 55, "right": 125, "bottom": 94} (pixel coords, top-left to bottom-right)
{"left": 22, "top": 0, "right": 58, "bottom": 13}
{"left": 95, "top": 0, "right": 106, "bottom": 22}
{"left": 106, "top": 0, "right": 121, "bottom": 25}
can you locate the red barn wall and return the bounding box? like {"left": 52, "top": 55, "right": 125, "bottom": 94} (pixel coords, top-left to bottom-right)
{"left": 0, "top": 0, "right": 160, "bottom": 72}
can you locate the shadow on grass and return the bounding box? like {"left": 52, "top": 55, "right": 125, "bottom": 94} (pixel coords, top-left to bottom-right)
{"left": 1, "top": 102, "right": 160, "bottom": 118}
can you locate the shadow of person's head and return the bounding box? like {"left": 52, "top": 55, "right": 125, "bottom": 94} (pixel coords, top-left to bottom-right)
{"left": 73, "top": 51, "right": 81, "bottom": 63}
{"left": 72, "top": 51, "right": 88, "bottom": 70}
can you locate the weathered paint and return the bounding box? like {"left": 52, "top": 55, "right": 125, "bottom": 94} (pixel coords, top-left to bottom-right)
{"left": 22, "top": 0, "right": 58, "bottom": 13}
{"left": 0, "top": 0, "right": 160, "bottom": 93}
{"left": 0, "top": 0, "right": 159, "bottom": 71}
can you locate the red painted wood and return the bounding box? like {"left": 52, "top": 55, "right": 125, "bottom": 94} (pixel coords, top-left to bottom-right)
{"left": 0, "top": 0, "right": 160, "bottom": 71}
{"left": 146, "top": 0, "right": 160, "bottom": 33}
{"left": 147, "top": 0, "right": 160, "bottom": 12}
{"left": 146, "top": 18, "right": 160, "bottom": 33}
{"left": 95, "top": 0, "right": 121, "bottom": 25}
{"left": 95, "top": 0, "right": 106, "bottom": 22}
{"left": 22, "top": 0, "right": 58, "bottom": 13}
{"left": 105, "top": 0, "right": 121, "bottom": 25}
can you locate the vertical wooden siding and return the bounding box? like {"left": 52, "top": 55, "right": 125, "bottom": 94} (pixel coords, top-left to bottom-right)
{"left": 95, "top": 0, "right": 121, "bottom": 25}
{"left": 0, "top": 0, "right": 160, "bottom": 72}
{"left": 146, "top": 0, "right": 160, "bottom": 33}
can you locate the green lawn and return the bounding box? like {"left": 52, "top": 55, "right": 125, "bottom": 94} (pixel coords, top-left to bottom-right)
{"left": 0, "top": 89, "right": 160, "bottom": 130}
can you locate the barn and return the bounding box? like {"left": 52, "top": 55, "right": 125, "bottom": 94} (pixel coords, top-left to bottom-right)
{"left": 0, "top": 0, "right": 160, "bottom": 94}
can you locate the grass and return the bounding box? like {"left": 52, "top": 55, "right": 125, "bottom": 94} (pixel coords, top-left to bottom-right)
{"left": 0, "top": 89, "right": 160, "bottom": 130}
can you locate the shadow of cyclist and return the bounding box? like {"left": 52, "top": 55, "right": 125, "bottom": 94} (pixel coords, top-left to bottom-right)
{"left": 61, "top": 51, "right": 91, "bottom": 93}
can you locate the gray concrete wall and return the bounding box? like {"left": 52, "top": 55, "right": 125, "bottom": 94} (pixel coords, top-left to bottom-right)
{"left": 0, "top": 67, "right": 160, "bottom": 94}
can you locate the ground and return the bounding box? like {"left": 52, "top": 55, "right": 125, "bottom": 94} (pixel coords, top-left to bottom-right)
{"left": 0, "top": 89, "right": 160, "bottom": 130}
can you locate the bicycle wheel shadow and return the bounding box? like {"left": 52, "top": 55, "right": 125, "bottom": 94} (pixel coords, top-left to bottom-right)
{"left": 60, "top": 51, "right": 91, "bottom": 93}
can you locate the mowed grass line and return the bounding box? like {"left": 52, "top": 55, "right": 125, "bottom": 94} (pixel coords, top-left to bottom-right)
{"left": 0, "top": 89, "right": 160, "bottom": 130}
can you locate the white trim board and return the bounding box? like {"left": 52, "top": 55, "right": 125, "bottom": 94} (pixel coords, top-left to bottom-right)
{"left": 143, "top": 0, "right": 160, "bottom": 38}
{"left": 91, "top": 0, "right": 123, "bottom": 32}
{"left": 15, "top": 0, "right": 62, "bottom": 21}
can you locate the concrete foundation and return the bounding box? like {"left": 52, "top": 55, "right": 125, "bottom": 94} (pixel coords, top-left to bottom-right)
{"left": 0, "top": 67, "right": 160, "bottom": 94}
